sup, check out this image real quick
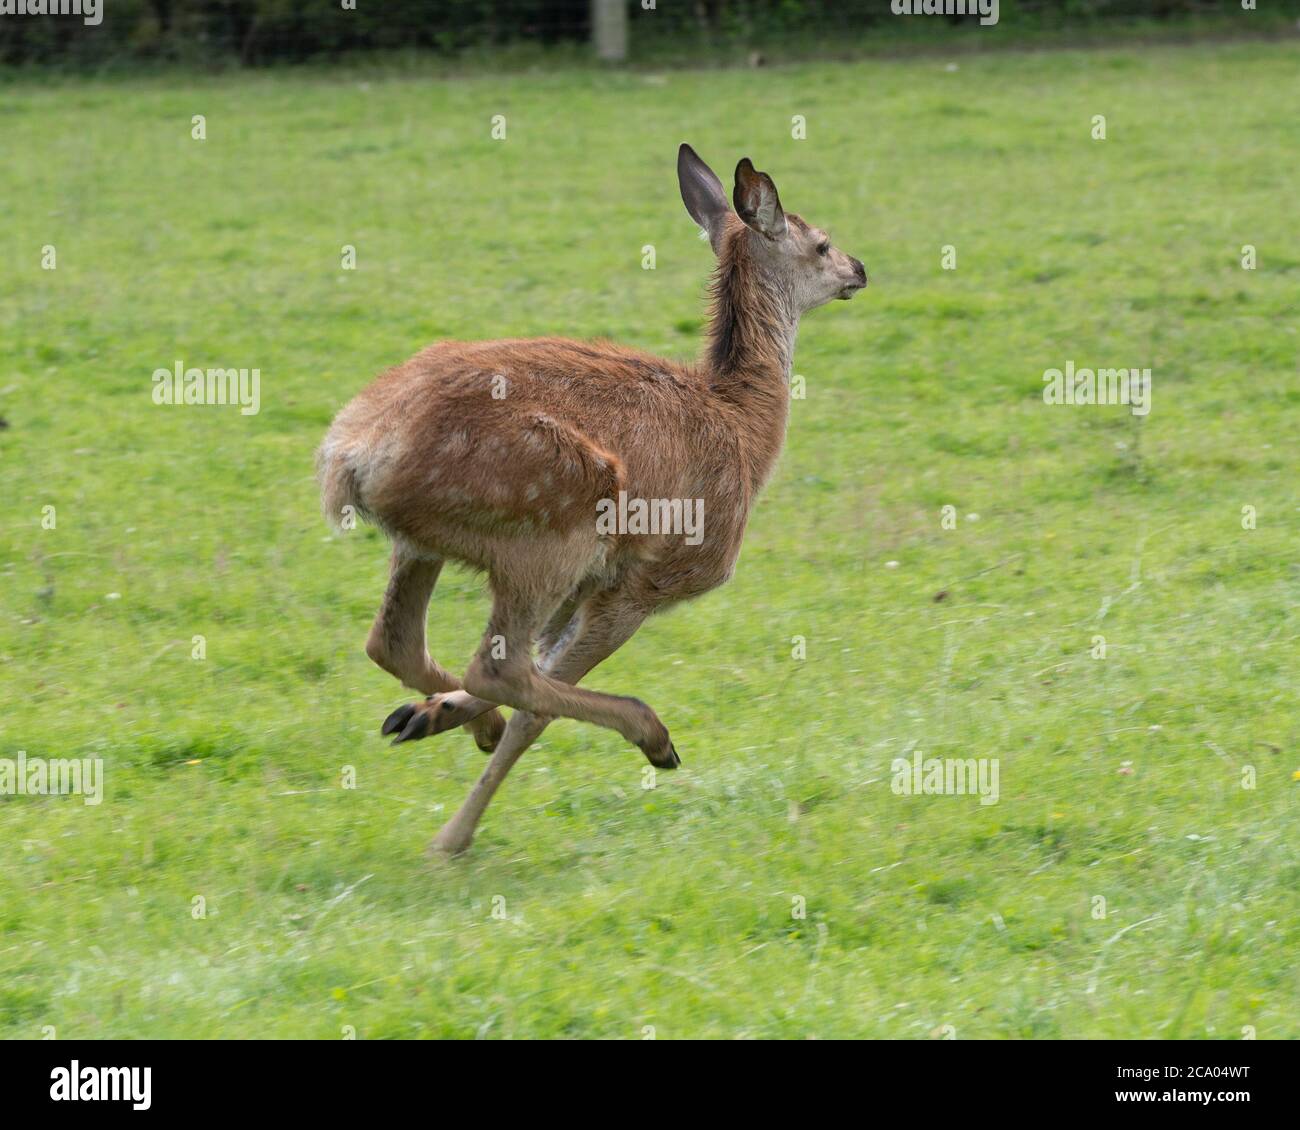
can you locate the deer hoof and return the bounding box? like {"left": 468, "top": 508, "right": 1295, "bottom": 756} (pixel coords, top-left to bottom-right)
{"left": 428, "top": 826, "right": 473, "bottom": 857}
{"left": 391, "top": 708, "right": 431, "bottom": 744}
{"left": 381, "top": 703, "right": 418, "bottom": 736}
{"left": 471, "top": 709, "right": 506, "bottom": 754}
{"left": 640, "top": 739, "right": 681, "bottom": 770}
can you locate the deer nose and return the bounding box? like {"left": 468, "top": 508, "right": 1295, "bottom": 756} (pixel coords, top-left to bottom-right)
{"left": 851, "top": 258, "right": 867, "bottom": 285}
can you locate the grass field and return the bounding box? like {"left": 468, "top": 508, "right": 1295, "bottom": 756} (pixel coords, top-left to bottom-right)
{"left": 1, "top": 40, "right": 1297, "bottom": 1040}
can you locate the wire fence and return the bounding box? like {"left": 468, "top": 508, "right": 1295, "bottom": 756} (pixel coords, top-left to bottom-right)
{"left": 0, "top": 1, "right": 1294, "bottom": 67}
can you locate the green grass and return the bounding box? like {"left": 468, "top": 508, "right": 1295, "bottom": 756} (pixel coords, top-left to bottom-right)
{"left": 1, "top": 41, "right": 1297, "bottom": 1040}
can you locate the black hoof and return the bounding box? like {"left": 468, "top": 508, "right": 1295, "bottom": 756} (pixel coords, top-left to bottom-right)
{"left": 382, "top": 703, "right": 418, "bottom": 736}
{"left": 639, "top": 739, "right": 680, "bottom": 770}
{"left": 392, "top": 709, "right": 431, "bottom": 745}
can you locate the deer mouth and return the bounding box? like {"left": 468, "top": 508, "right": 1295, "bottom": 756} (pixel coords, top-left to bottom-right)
{"left": 838, "top": 260, "right": 868, "bottom": 299}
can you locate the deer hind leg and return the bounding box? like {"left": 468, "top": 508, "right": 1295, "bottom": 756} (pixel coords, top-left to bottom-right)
{"left": 430, "top": 589, "right": 659, "bottom": 856}
{"left": 366, "top": 547, "right": 506, "bottom": 752}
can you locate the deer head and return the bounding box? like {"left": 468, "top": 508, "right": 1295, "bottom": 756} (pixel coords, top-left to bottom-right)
{"left": 677, "top": 143, "right": 867, "bottom": 316}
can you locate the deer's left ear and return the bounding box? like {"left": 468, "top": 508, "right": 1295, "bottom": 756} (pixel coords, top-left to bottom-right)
{"left": 733, "top": 158, "right": 787, "bottom": 239}
{"left": 678, "top": 144, "right": 730, "bottom": 255}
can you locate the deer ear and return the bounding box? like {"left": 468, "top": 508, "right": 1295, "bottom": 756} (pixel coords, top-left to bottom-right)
{"left": 733, "top": 158, "right": 786, "bottom": 239}
{"left": 677, "top": 143, "right": 730, "bottom": 254}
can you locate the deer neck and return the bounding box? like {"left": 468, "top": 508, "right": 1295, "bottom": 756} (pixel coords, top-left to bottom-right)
{"left": 703, "top": 258, "right": 799, "bottom": 492}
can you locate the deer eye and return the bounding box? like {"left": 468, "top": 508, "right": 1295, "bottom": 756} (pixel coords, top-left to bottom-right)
{"left": 816, "top": 241, "right": 830, "bottom": 256}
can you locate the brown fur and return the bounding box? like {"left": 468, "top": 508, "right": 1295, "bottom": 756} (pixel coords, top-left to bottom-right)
{"left": 317, "top": 146, "right": 866, "bottom": 854}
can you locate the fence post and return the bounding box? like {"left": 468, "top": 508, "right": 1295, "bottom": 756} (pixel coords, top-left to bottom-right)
{"left": 592, "top": 0, "right": 628, "bottom": 62}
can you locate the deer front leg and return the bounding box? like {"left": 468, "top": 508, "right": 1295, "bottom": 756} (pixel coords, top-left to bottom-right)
{"left": 462, "top": 587, "right": 678, "bottom": 770}
{"left": 429, "top": 709, "right": 550, "bottom": 856}
{"left": 430, "top": 590, "right": 662, "bottom": 855}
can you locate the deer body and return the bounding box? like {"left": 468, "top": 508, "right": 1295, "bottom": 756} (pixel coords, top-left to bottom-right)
{"left": 318, "top": 146, "right": 866, "bottom": 854}
{"left": 321, "top": 336, "right": 771, "bottom": 603}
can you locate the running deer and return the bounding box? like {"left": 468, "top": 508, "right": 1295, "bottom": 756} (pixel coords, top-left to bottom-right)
{"left": 317, "top": 145, "right": 867, "bottom": 855}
